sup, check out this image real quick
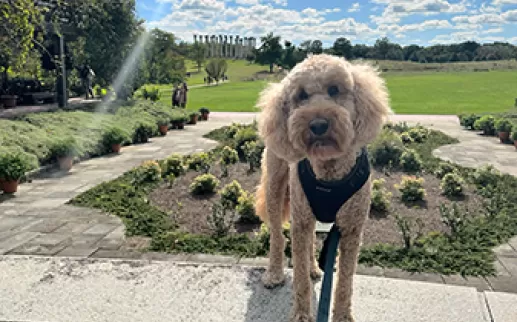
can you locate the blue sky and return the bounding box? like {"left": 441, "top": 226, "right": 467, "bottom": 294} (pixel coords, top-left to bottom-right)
{"left": 136, "top": 0, "right": 517, "bottom": 46}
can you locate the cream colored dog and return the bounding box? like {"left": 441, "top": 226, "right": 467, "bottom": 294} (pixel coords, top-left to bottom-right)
{"left": 255, "top": 54, "right": 392, "bottom": 322}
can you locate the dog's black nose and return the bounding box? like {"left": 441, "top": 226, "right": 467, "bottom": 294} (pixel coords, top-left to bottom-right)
{"left": 309, "top": 118, "right": 329, "bottom": 136}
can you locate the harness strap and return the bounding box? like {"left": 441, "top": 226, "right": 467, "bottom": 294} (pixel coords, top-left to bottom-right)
{"left": 316, "top": 224, "right": 341, "bottom": 322}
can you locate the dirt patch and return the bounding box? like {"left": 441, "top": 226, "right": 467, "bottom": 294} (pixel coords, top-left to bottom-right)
{"left": 149, "top": 162, "right": 483, "bottom": 247}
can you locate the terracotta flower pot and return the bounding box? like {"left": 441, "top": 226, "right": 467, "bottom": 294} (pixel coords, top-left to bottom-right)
{"left": 189, "top": 115, "right": 198, "bottom": 125}
{"left": 201, "top": 113, "right": 209, "bottom": 121}
{"left": 514, "top": 140, "right": 517, "bottom": 149}
{"left": 0, "top": 95, "right": 17, "bottom": 108}
{"left": 111, "top": 143, "right": 122, "bottom": 154}
{"left": 177, "top": 123, "right": 185, "bottom": 130}
{"left": 159, "top": 124, "right": 168, "bottom": 135}
{"left": 499, "top": 132, "right": 510, "bottom": 143}
{"left": 58, "top": 156, "right": 74, "bottom": 172}
{"left": 1, "top": 179, "right": 19, "bottom": 194}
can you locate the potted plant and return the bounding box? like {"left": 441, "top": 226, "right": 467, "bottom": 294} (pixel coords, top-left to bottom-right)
{"left": 495, "top": 119, "right": 513, "bottom": 143}
{"left": 199, "top": 107, "right": 210, "bottom": 121}
{"left": 171, "top": 115, "right": 188, "bottom": 130}
{"left": 512, "top": 131, "right": 517, "bottom": 149}
{"left": 132, "top": 121, "right": 156, "bottom": 143}
{"left": 187, "top": 112, "right": 198, "bottom": 125}
{"left": 102, "top": 127, "right": 129, "bottom": 154}
{"left": 0, "top": 149, "right": 38, "bottom": 194}
{"left": 157, "top": 119, "right": 170, "bottom": 135}
{"left": 50, "top": 137, "right": 79, "bottom": 172}
{"left": 0, "top": 85, "right": 17, "bottom": 108}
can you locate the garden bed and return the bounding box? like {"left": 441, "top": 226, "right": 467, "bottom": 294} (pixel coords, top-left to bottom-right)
{"left": 70, "top": 121, "right": 517, "bottom": 277}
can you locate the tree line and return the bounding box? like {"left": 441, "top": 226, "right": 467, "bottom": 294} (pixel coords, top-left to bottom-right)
{"left": 253, "top": 33, "right": 517, "bottom": 72}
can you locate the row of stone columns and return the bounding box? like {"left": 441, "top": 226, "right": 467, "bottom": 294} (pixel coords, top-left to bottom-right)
{"left": 193, "top": 34, "right": 257, "bottom": 59}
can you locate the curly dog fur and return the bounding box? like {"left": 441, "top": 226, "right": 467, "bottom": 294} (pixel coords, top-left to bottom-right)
{"left": 255, "top": 54, "right": 392, "bottom": 322}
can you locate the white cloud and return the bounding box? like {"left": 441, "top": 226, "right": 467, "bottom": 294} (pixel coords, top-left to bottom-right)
{"left": 452, "top": 13, "right": 504, "bottom": 24}
{"left": 502, "top": 9, "right": 517, "bottom": 20}
{"left": 348, "top": 3, "right": 360, "bottom": 13}
{"left": 482, "top": 27, "right": 504, "bottom": 34}
{"left": 492, "top": 0, "right": 517, "bottom": 5}
{"left": 234, "top": 0, "right": 260, "bottom": 5}
{"left": 430, "top": 30, "right": 508, "bottom": 44}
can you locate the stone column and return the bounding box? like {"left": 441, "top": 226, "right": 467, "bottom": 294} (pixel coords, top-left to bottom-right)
{"left": 211, "top": 35, "right": 216, "bottom": 58}
{"left": 194, "top": 34, "right": 197, "bottom": 43}
{"left": 239, "top": 38, "right": 244, "bottom": 58}
{"left": 235, "top": 36, "right": 239, "bottom": 58}
{"left": 229, "top": 36, "right": 233, "bottom": 58}
{"left": 205, "top": 35, "right": 209, "bottom": 57}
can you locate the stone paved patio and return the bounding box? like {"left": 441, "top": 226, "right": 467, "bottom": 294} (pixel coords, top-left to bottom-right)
{"left": 1, "top": 113, "right": 516, "bottom": 294}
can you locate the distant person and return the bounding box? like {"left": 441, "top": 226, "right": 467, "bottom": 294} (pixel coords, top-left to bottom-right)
{"left": 179, "top": 82, "right": 188, "bottom": 108}
{"left": 172, "top": 84, "right": 181, "bottom": 107}
{"left": 81, "top": 64, "right": 95, "bottom": 99}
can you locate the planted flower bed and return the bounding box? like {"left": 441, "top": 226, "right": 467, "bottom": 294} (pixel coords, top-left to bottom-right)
{"left": 70, "top": 121, "right": 517, "bottom": 276}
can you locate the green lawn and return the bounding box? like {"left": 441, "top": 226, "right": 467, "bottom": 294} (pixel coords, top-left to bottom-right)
{"left": 160, "top": 70, "right": 517, "bottom": 114}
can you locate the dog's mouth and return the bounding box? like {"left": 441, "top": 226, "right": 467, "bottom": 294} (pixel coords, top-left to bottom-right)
{"left": 307, "top": 137, "right": 340, "bottom": 158}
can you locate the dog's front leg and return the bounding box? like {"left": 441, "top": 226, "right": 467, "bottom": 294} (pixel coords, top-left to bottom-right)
{"left": 262, "top": 150, "right": 289, "bottom": 288}
{"left": 332, "top": 191, "right": 370, "bottom": 322}
{"left": 290, "top": 171, "right": 316, "bottom": 322}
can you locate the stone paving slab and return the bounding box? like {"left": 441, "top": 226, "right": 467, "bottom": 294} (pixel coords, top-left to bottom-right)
{"left": 0, "top": 256, "right": 493, "bottom": 322}
{"left": 484, "top": 292, "right": 517, "bottom": 322}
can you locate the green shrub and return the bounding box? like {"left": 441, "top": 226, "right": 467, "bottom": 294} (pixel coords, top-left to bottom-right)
{"left": 400, "top": 132, "right": 413, "bottom": 144}
{"left": 400, "top": 149, "right": 423, "bottom": 173}
{"left": 460, "top": 114, "right": 481, "bottom": 130}
{"left": 234, "top": 127, "right": 259, "bottom": 158}
{"left": 370, "top": 179, "right": 392, "bottom": 212}
{"left": 220, "top": 146, "right": 239, "bottom": 165}
{"left": 165, "top": 174, "right": 176, "bottom": 188}
{"left": 50, "top": 137, "right": 79, "bottom": 158}
{"left": 439, "top": 203, "right": 470, "bottom": 237}
{"left": 369, "top": 130, "right": 405, "bottom": 168}
{"left": 189, "top": 174, "right": 219, "bottom": 195}
{"left": 138, "top": 86, "right": 160, "bottom": 102}
{"left": 171, "top": 114, "right": 188, "bottom": 124}
{"left": 0, "top": 148, "right": 38, "bottom": 180}
{"left": 236, "top": 191, "right": 260, "bottom": 224}
{"left": 512, "top": 131, "right": 517, "bottom": 141}
{"left": 435, "top": 162, "right": 457, "bottom": 179}
{"left": 408, "top": 127, "right": 428, "bottom": 143}
{"left": 470, "top": 165, "right": 500, "bottom": 188}
{"left": 161, "top": 154, "right": 185, "bottom": 177}
{"left": 243, "top": 140, "right": 264, "bottom": 172}
{"left": 474, "top": 115, "right": 496, "bottom": 135}
{"left": 441, "top": 172, "right": 465, "bottom": 197}
{"left": 384, "top": 122, "right": 410, "bottom": 133}
{"left": 186, "top": 152, "right": 211, "bottom": 172}
{"left": 255, "top": 222, "right": 292, "bottom": 258}
{"left": 224, "top": 124, "right": 241, "bottom": 139}
{"left": 219, "top": 180, "right": 244, "bottom": 209}
{"left": 132, "top": 121, "right": 156, "bottom": 143}
{"left": 207, "top": 202, "right": 237, "bottom": 237}
{"left": 102, "top": 127, "right": 130, "bottom": 147}
{"left": 131, "top": 160, "right": 162, "bottom": 184}
{"left": 395, "top": 176, "right": 426, "bottom": 202}
{"left": 495, "top": 118, "right": 513, "bottom": 133}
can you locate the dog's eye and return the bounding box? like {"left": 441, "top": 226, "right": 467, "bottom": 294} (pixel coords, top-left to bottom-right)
{"left": 298, "top": 89, "right": 309, "bottom": 101}
{"left": 327, "top": 85, "right": 339, "bottom": 97}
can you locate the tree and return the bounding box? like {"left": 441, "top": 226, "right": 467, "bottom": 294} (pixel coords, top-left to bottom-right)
{"left": 255, "top": 33, "right": 283, "bottom": 73}
{"left": 352, "top": 44, "right": 371, "bottom": 59}
{"left": 144, "top": 28, "right": 185, "bottom": 84}
{"left": 332, "top": 37, "right": 353, "bottom": 59}
{"left": 280, "top": 41, "right": 298, "bottom": 69}
{"left": 374, "top": 37, "right": 392, "bottom": 59}
{"left": 205, "top": 59, "right": 227, "bottom": 84}
{"left": 190, "top": 42, "right": 206, "bottom": 72}
{"left": 310, "top": 40, "right": 323, "bottom": 54}
{"left": 0, "top": 0, "right": 43, "bottom": 91}
{"left": 402, "top": 45, "right": 421, "bottom": 61}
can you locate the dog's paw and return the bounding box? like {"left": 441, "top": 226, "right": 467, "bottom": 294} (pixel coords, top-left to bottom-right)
{"left": 262, "top": 270, "right": 286, "bottom": 289}
{"left": 289, "top": 312, "right": 314, "bottom": 322}
{"left": 310, "top": 266, "right": 323, "bottom": 281}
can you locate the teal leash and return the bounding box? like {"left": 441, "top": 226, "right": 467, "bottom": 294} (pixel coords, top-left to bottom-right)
{"left": 316, "top": 224, "right": 341, "bottom": 322}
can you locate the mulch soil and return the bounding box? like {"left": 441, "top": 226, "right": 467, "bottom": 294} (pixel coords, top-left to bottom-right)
{"left": 149, "top": 161, "right": 484, "bottom": 247}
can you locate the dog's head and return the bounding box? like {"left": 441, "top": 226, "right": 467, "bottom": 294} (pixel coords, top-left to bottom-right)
{"left": 257, "top": 54, "right": 392, "bottom": 162}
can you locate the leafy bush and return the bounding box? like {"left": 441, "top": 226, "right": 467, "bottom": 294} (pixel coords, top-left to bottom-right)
{"left": 186, "top": 152, "right": 211, "bottom": 173}
{"left": 208, "top": 202, "right": 236, "bottom": 237}
{"left": 440, "top": 172, "right": 465, "bottom": 197}
{"left": 102, "top": 126, "right": 130, "bottom": 146}
{"left": 400, "top": 149, "right": 423, "bottom": 173}
{"left": 189, "top": 174, "right": 220, "bottom": 195}
{"left": 439, "top": 203, "right": 470, "bottom": 237}
{"left": 435, "top": 162, "right": 457, "bottom": 179}
{"left": 512, "top": 131, "right": 517, "bottom": 141}
{"left": 495, "top": 118, "right": 513, "bottom": 133}
{"left": 50, "top": 137, "right": 79, "bottom": 158}
{"left": 395, "top": 176, "right": 426, "bottom": 202}
{"left": 137, "top": 86, "right": 160, "bottom": 102}
{"left": 236, "top": 191, "right": 261, "bottom": 224}
{"left": 370, "top": 179, "right": 392, "bottom": 212}
{"left": 369, "top": 130, "right": 405, "bottom": 168}
{"left": 224, "top": 124, "right": 242, "bottom": 139}
{"left": 131, "top": 160, "right": 162, "bottom": 185}
{"left": 132, "top": 121, "right": 156, "bottom": 143}
{"left": 243, "top": 140, "right": 264, "bottom": 172}
{"left": 460, "top": 114, "right": 481, "bottom": 130}
{"left": 400, "top": 132, "right": 413, "bottom": 144}
{"left": 474, "top": 115, "right": 496, "bottom": 135}
{"left": 165, "top": 174, "right": 176, "bottom": 188}
{"left": 199, "top": 107, "right": 210, "bottom": 115}
{"left": 0, "top": 148, "right": 38, "bottom": 180}
{"left": 220, "top": 146, "right": 239, "bottom": 165}
{"left": 384, "top": 122, "right": 410, "bottom": 133}
{"left": 394, "top": 213, "right": 424, "bottom": 249}
{"left": 470, "top": 165, "right": 500, "bottom": 188}
{"left": 161, "top": 154, "right": 185, "bottom": 177}
{"left": 408, "top": 127, "right": 428, "bottom": 143}
{"left": 219, "top": 180, "right": 244, "bottom": 209}
{"left": 234, "top": 127, "right": 259, "bottom": 158}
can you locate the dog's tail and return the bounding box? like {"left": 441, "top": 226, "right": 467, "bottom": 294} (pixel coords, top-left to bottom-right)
{"left": 255, "top": 152, "right": 290, "bottom": 225}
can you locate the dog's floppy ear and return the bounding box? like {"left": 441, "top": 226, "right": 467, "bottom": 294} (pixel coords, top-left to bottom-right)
{"left": 351, "top": 63, "right": 393, "bottom": 147}
{"left": 256, "top": 82, "right": 301, "bottom": 162}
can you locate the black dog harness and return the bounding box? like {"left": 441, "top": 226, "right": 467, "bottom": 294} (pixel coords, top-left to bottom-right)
{"left": 297, "top": 147, "right": 370, "bottom": 322}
